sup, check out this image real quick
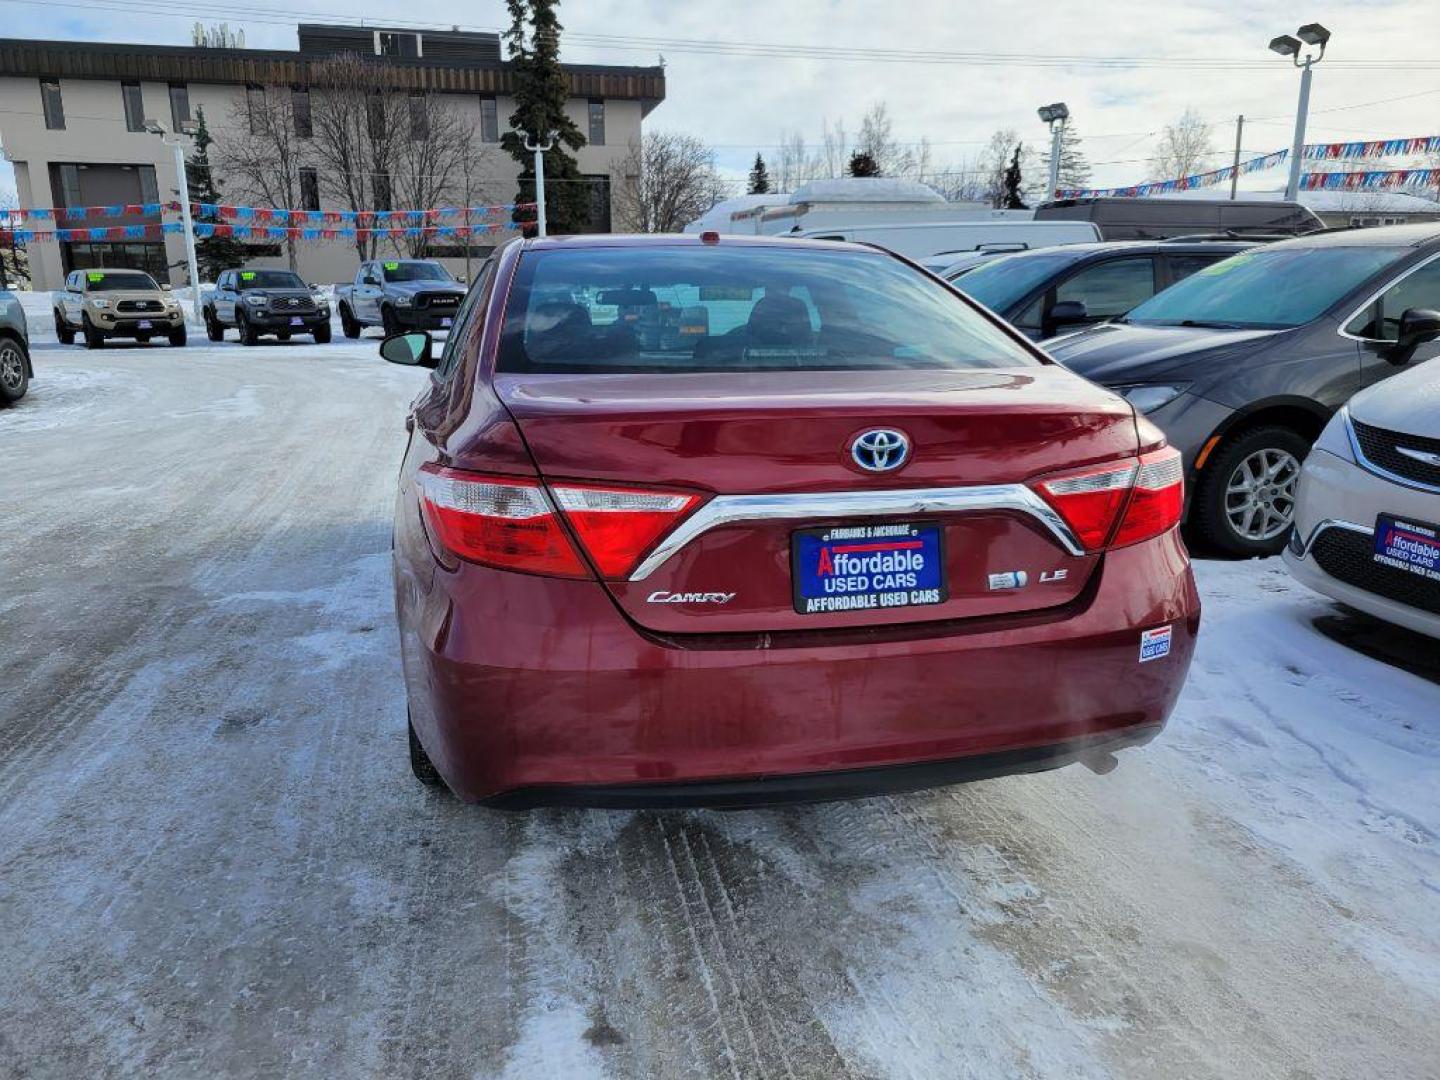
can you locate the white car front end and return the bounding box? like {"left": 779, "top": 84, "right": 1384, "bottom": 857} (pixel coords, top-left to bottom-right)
{"left": 1284, "top": 379, "right": 1440, "bottom": 639}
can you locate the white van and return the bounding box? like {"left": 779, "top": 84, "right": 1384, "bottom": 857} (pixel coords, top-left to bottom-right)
{"left": 793, "top": 220, "right": 1102, "bottom": 261}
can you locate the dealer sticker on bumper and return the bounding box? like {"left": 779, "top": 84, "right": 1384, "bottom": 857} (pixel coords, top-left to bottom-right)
{"left": 792, "top": 522, "right": 945, "bottom": 614}
{"left": 1373, "top": 514, "right": 1440, "bottom": 582}
{"left": 1139, "top": 625, "right": 1172, "bottom": 662}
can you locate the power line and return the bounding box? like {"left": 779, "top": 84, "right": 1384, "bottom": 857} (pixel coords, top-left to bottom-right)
{"left": 6, "top": 0, "right": 1440, "bottom": 71}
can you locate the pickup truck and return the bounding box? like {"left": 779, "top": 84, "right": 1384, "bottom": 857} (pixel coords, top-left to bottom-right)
{"left": 53, "top": 268, "right": 187, "bottom": 349}
{"left": 203, "top": 268, "right": 332, "bottom": 345}
{"left": 0, "top": 288, "right": 30, "bottom": 404}
{"left": 335, "top": 259, "right": 467, "bottom": 338}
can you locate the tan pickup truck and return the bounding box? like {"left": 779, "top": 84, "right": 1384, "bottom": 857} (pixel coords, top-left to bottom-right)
{"left": 53, "top": 268, "right": 187, "bottom": 349}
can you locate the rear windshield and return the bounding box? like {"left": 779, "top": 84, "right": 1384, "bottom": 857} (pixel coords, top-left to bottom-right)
{"left": 496, "top": 245, "right": 1040, "bottom": 374}
{"left": 952, "top": 250, "right": 1088, "bottom": 312}
{"left": 237, "top": 270, "right": 305, "bottom": 290}
{"left": 382, "top": 262, "right": 452, "bottom": 283}
{"left": 84, "top": 271, "right": 158, "bottom": 292}
{"left": 1123, "top": 246, "right": 1407, "bottom": 329}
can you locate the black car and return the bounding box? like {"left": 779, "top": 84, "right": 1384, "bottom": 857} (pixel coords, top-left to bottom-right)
{"left": 204, "top": 269, "right": 332, "bottom": 345}
{"left": 951, "top": 241, "right": 1254, "bottom": 340}
{"left": 1045, "top": 224, "right": 1440, "bottom": 556}
{"left": 1034, "top": 197, "right": 1325, "bottom": 241}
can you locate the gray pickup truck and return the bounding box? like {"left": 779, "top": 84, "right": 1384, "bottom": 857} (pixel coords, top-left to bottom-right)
{"left": 0, "top": 288, "right": 31, "bottom": 404}
{"left": 334, "top": 259, "right": 467, "bottom": 338}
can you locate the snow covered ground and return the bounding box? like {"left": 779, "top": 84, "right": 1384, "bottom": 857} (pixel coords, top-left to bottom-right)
{"left": 1, "top": 326, "right": 1437, "bottom": 1079}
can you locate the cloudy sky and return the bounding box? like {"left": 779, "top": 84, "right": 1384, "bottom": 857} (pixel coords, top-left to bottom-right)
{"left": 3, "top": 0, "right": 1440, "bottom": 201}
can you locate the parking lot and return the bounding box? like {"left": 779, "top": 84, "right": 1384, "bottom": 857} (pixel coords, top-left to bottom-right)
{"left": 2, "top": 327, "right": 1438, "bottom": 1080}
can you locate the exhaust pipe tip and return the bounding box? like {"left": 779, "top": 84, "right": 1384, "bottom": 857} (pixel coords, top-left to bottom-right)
{"left": 1081, "top": 751, "right": 1119, "bottom": 776}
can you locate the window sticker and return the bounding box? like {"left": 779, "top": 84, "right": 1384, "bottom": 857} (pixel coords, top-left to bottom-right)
{"left": 240, "top": 271, "right": 256, "bottom": 281}
{"left": 87, "top": 271, "right": 105, "bottom": 282}
{"left": 383, "top": 262, "right": 400, "bottom": 271}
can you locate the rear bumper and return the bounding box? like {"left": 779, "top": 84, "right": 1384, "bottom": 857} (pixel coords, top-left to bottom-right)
{"left": 398, "top": 532, "right": 1201, "bottom": 805}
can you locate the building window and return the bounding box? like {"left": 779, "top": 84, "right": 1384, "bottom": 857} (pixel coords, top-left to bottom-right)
{"left": 246, "top": 85, "right": 266, "bottom": 135}
{"left": 292, "top": 87, "right": 312, "bottom": 138}
{"left": 169, "top": 83, "right": 190, "bottom": 132}
{"left": 367, "top": 94, "right": 384, "bottom": 140}
{"left": 409, "top": 92, "right": 427, "bottom": 140}
{"left": 300, "top": 168, "right": 320, "bottom": 212}
{"left": 376, "top": 31, "right": 418, "bottom": 58}
{"left": 373, "top": 173, "right": 392, "bottom": 212}
{"left": 480, "top": 96, "right": 499, "bottom": 143}
{"left": 588, "top": 98, "right": 605, "bottom": 146}
{"left": 139, "top": 165, "right": 159, "bottom": 205}
{"left": 121, "top": 82, "right": 144, "bottom": 133}
{"left": 40, "top": 78, "right": 65, "bottom": 130}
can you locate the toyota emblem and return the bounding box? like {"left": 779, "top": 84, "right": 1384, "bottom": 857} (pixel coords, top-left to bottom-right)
{"left": 851, "top": 429, "right": 911, "bottom": 472}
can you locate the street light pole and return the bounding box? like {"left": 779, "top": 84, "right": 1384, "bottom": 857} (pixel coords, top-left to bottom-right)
{"left": 168, "top": 137, "right": 202, "bottom": 323}
{"left": 523, "top": 132, "right": 556, "bottom": 237}
{"left": 1270, "top": 23, "right": 1330, "bottom": 203}
{"left": 1036, "top": 103, "right": 1070, "bottom": 200}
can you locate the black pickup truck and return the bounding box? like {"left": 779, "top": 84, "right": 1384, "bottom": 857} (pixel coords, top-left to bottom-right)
{"left": 203, "top": 269, "right": 332, "bottom": 345}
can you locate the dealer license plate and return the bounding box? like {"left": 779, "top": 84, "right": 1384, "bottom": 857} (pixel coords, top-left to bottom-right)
{"left": 1373, "top": 514, "right": 1440, "bottom": 582}
{"left": 792, "top": 522, "right": 945, "bottom": 615}
{"left": 290, "top": 316, "right": 305, "bottom": 327}
{"left": 137, "top": 319, "right": 152, "bottom": 329}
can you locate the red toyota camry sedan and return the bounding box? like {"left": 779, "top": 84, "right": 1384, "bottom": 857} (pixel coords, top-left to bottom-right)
{"left": 381, "top": 234, "right": 1200, "bottom": 807}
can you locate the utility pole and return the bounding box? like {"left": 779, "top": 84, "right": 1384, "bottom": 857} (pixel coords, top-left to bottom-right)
{"left": 1229, "top": 115, "right": 1245, "bottom": 200}
{"left": 1037, "top": 103, "right": 1070, "bottom": 200}
{"left": 524, "top": 132, "right": 555, "bottom": 237}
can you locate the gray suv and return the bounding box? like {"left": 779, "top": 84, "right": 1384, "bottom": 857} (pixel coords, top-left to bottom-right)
{"left": 1046, "top": 225, "right": 1440, "bottom": 556}
{"left": 0, "top": 289, "right": 31, "bottom": 404}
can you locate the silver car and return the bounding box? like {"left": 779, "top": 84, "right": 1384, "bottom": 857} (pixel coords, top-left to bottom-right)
{"left": 0, "top": 288, "right": 31, "bottom": 404}
{"left": 1285, "top": 361, "right": 1440, "bottom": 639}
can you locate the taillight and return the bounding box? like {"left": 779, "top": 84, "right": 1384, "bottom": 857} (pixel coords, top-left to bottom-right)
{"left": 1111, "top": 448, "right": 1184, "bottom": 548}
{"left": 416, "top": 465, "right": 700, "bottom": 579}
{"left": 1034, "top": 445, "right": 1184, "bottom": 552}
{"left": 417, "top": 466, "right": 586, "bottom": 577}
{"left": 551, "top": 484, "right": 701, "bottom": 579}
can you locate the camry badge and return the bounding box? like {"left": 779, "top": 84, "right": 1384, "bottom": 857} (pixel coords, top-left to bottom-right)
{"left": 1397, "top": 446, "right": 1440, "bottom": 468}
{"left": 646, "top": 591, "right": 736, "bottom": 605}
{"left": 851, "top": 429, "right": 911, "bottom": 473}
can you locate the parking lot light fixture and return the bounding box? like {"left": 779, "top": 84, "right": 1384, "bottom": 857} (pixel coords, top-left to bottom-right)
{"left": 1272, "top": 24, "right": 1330, "bottom": 201}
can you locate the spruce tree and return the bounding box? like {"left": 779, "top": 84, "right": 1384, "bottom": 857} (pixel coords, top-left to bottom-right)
{"left": 500, "top": 0, "right": 591, "bottom": 234}
{"left": 1002, "top": 145, "right": 1028, "bottom": 210}
{"left": 847, "top": 150, "right": 880, "bottom": 177}
{"left": 1041, "top": 122, "right": 1092, "bottom": 195}
{"left": 747, "top": 153, "right": 770, "bottom": 194}
{"left": 186, "top": 107, "right": 246, "bottom": 280}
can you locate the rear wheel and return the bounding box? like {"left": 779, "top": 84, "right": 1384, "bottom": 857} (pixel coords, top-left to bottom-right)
{"left": 0, "top": 339, "right": 28, "bottom": 403}
{"left": 54, "top": 310, "right": 75, "bottom": 345}
{"left": 82, "top": 315, "right": 105, "bottom": 350}
{"left": 408, "top": 714, "right": 444, "bottom": 788}
{"left": 205, "top": 309, "right": 224, "bottom": 342}
{"left": 312, "top": 322, "right": 332, "bottom": 344}
{"left": 168, "top": 324, "right": 187, "bottom": 347}
{"left": 1193, "top": 425, "right": 1309, "bottom": 557}
{"left": 238, "top": 310, "right": 260, "bottom": 346}
{"left": 340, "top": 303, "right": 361, "bottom": 339}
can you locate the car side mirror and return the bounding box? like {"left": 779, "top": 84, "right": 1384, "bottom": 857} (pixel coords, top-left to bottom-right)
{"left": 162, "top": 283, "right": 173, "bottom": 291}
{"left": 380, "top": 331, "right": 435, "bottom": 368}
{"left": 1390, "top": 307, "right": 1440, "bottom": 364}
{"left": 1049, "top": 300, "right": 1089, "bottom": 327}
{"left": 308, "top": 282, "right": 319, "bottom": 289}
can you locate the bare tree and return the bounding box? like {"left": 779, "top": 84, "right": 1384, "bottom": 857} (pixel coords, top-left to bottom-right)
{"left": 308, "top": 53, "right": 408, "bottom": 260}
{"left": 1150, "top": 109, "right": 1217, "bottom": 182}
{"left": 219, "top": 86, "right": 305, "bottom": 269}
{"left": 611, "top": 131, "right": 728, "bottom": 233}
{"left": 0, "top": 192, "right": 30, "bottom": 289}
{"left": 856, "top": 101, "right": 915, "bottom": 178}
{"left": 775, "top": 130, "right": 824, "bottom": 192}
{"left": 820, "top": 118, "right": 848, "bottom": 180}
{"left": 393, "top": 94, "right": 499, "bottom": 258}
{"left": 980, "top": 129, "right": 1029, "bottom": 208}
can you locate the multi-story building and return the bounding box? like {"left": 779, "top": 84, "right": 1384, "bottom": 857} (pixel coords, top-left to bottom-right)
{"left": 0, "top": 25, "right": 665, "bottom": 289}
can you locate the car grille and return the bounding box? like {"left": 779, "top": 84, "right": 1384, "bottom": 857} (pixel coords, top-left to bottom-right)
{"left": 117, "top": 299, "right": 163, "bottom": 313}
{"left": 1352, "top": 419, "right": 1440, "bottom": 491}
{"left": 416, "top": 292, "right": 461, "bottom": 310}
{"left": 270, "top": 295, "right": 317, "bottom": 313}
{"left": 1311, "top": 527, "right": 1440, "bottom": 615}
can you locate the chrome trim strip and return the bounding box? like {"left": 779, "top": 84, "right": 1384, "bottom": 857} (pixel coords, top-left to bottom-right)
{"left": 1336, "top": 248, "right": 1440, "bottom": 344}
{"left": 1292, "top": 516, "right": 1372, "bottom": 559}
{"left": 1343, "top": 408, "right": 1440, "bottom": 495}
{"left": 629, "top": 484, "right": 1085, "bottom": 581}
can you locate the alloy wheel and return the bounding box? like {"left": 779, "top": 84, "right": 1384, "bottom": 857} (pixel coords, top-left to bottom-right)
{"left": 1224, "top": 447, "right": 1300, "bottom": 542}
{"left": 0, "top": 344, "right": 23, "bottom": 392}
